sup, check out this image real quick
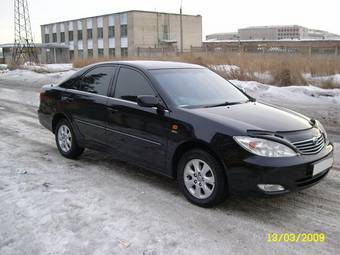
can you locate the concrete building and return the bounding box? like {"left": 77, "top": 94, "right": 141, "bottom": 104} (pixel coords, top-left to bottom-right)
{"left": 238, "top": 25, "right": 307, "bottom": 40}
{"left": 238, "top": 25, "right": 340, "bottom": 41}
{"left": 206, "top": 32, "right": 239, "bottom": 41}
{"left": 41, "top": 10, "right": 202, "bottom": 60}
{"left": 0, "top": 43, "right": 69, "bottom": 64}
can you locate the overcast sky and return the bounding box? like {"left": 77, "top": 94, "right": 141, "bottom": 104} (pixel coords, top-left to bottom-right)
{"left": 1, "top": 0, "right": 340, "bottom": 43}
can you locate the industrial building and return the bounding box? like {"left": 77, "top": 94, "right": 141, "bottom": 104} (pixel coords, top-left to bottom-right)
{"left": 206, "top": 25, "right": 340, "bottom": 42}
{"left": 41, "top": 10, "right": 202, "bottom": 59}
{"left": 206, "top": 32, "right": 239, "bottom": 41}
{"left": 0, "top": 43, "right": 69, "bottom": 64}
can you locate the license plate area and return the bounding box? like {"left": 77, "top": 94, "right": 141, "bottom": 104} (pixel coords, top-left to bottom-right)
{"left": 313, "top": 157, "right": 333, "bottom": 176}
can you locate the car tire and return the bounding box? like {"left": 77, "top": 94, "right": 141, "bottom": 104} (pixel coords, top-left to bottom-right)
{"left": 177, "top": 149, "right": 228, "bottom": 207}
{"left": 55, "top": 119, "right": 84, "bottom": 159}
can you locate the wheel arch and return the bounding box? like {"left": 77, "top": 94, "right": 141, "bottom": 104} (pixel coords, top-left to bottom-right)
{"left": 171, "top": 140, "right": 227, "bottom": 180}
{"left": 52, "top": 113, "right": 71, "bottom": 134}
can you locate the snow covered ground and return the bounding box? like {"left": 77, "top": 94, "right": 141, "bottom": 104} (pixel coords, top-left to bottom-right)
{"left": 0, "top": 69, "right": 339, "bottom": 255}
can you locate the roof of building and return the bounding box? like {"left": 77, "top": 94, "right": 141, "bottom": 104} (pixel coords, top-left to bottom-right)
{"left": 87, "top": 60, "right": 204, "bottom": 70}
{"left": 0, "top": 43, "right": 69, "bottom": 49}
{"left": 239, "top": 25, "right": 304, "bottom": 30}
{"left": 41, "top": 10, "right": 201, "bottom": 26}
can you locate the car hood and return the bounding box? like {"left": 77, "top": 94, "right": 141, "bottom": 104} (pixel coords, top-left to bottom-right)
{"left": 186, "top": 102, "right": 312, "bottom": 132}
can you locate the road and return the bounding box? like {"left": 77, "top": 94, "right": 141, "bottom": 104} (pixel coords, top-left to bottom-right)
{"left": 0, "top": 74, "right": 339, "bottom": 255}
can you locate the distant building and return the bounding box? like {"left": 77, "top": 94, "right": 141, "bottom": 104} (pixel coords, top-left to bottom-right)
{"left": 238, "top": 25, "right": 340, "bottom": 41}
{"left": 206, "top": 25, "right": 340, "bottom": 42}
{"left": 0, "top": 43, "right": 69, "bottom": 64}
{"left": 41, "top": 10, "right": 202, "bottom": 60}
{"left": 206, "top": 32, "right": 239, "bottom": 41}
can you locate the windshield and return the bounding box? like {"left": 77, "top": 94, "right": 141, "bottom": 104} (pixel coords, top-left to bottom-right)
{"left": 151, "top": 68, "right": 249, "bottom": 108}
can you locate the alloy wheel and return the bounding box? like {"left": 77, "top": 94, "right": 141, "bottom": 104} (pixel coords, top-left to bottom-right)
{"left": 183, "top": 159, "right": 215, "bottom": 199}
{"left": 57, "top": 125, "right": 72, "bottom": 153}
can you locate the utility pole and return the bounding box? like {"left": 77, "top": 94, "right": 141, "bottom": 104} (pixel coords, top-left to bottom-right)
{"left": 180, "top": 0, "right": 184, "bottom": 54}
{"left": 12, "top": 0, "right": 39, "bottom": 65}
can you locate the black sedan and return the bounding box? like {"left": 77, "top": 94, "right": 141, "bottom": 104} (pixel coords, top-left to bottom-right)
{"left": 38, "top": 61, "right": 334, "bottom": 207}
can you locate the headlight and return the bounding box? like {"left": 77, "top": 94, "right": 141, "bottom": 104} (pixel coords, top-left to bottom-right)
{"left": 315, "top": 120, "right": 328, "bottom": 141}
{"left": 234, "top": 136, "right": 297, "bottom": 157}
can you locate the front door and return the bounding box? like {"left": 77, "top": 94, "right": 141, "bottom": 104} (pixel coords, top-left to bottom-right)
{"left": 106, "top": 67, "right": 169, "bottom": 172}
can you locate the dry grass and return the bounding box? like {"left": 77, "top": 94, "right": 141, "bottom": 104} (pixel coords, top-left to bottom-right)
{"left": 73, "top": 53, "right": 340, "bottom": 87}
{"left": 319, "top": 79, "right": 338, "bottom": 89}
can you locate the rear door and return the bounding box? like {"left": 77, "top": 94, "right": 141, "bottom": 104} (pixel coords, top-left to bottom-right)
{"left": 71, "top": 65, "right": 116, "bottom": 144}
{"left": 106, "top": 66, "right": 170, "bottom": 172}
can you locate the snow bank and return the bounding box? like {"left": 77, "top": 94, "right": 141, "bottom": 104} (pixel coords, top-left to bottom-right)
{"left": 0, "top": 69, "right": 76, "bottom": 85}
{"left": 231, "top": 80, "right": 340, "bottom": 104}
{"left": 22, "top": 63, "right": 73, "bottom": 73}
{"left": 0, "top": 64, "right": 8, "bottom": 70}
{"left": 302, "top": 73, "right": 340, "bottom": 88}
{"left": 209, "top": 64, "right": 240, "bottom": 73}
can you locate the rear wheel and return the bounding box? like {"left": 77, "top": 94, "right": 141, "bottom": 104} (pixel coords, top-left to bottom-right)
{"left": 55, "top": 119, "right": 84, "bottom": 159}
{"left": 177, "top": 149, "right": 228, "bottom": 207}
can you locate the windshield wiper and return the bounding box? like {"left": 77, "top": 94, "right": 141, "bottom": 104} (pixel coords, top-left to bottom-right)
{"left": 204, "top": 101, "right": 243, "bottom": 108}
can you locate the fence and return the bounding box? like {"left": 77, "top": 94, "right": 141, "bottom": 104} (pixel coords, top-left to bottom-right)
{"left": 136, "top": 40, "right": 340, "bottom": 58}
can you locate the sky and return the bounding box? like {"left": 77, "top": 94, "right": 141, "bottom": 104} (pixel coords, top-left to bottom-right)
{"left": 1, "top": 0, "right": 340, "bottom": 43}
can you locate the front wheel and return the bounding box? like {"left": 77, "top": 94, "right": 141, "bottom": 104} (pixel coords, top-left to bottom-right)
{"left": 177, "top": 149, "right": 228, "bottom": 207}
{"left": 55, "top": 119, "right": 84, "bottom": 159}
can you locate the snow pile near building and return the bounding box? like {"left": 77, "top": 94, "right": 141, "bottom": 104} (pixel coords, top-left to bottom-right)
{"left": 0, "top": 64, "right": 8, "bottom": 70}
{"left": 0, "top": 64, "right": 8, "bottom": 74}
{"left": 22, "top": 63, "right": 74, "bottom": 73}
{"left": 0, "top": 68, "right": 76, "bottom": 85}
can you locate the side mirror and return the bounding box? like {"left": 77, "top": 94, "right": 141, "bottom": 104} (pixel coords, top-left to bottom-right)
{"left": 137, "top": 95, "right": 160, "bottom": 108}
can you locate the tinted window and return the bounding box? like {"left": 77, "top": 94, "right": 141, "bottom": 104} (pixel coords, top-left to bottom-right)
{"left": 151, "top": 68, "right": 249, "bottom": 108}
{"left": 79, "top": 66, "right": 114, "bottom": 96}
{"left": 59, "top": 76, "right": 79, "bottom": 90}
{"left": 114, "top": 68, "right": 155, "bottom": 102}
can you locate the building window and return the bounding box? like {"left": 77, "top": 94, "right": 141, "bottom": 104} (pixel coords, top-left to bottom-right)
{"left": 97, "top": 28, "right": 103, "bottom": 39}
{"left": 44, "top": 34, "right": 50, "bottom": 43}
{"left": 69, "top": 31, "right": 73, "bottom": 41}
{"left": 121, "top": 48, "right": 128, "bottom": 57}
{"left": 109, "top": 48, "right": 115, "bottom": 57}
{"left": 78, "top": 50, "right": 83, "bottom": 58}
{"left": 120, "top": 25, "right": 127, "bottom": 37}
{"left": 69, "top": 50, "right": 74, "bottom": 60}
{"left": 88, "top": 49, "right": 93, "bottom": 58}
{"left": 87, "top": 29, "right": 92, "bottom": 40}
{"left": 109, "top": 26, "right": 115, "bottom": 38}
{"left": 78, "top": 30, "right": 83, "bottom": 40}
{"left": 162, "top": 25, "right": 169, "bottom": 40}
{"left": 98, "top": 49, "right": 104, "bottom": 57}
{"left": 60, "top": 32, "right": 65, "bottom": 43}
{"left": 52, "top": 33, "right": 57, "bottom": 43}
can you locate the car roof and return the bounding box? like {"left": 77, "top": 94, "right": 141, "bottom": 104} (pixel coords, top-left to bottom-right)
{"left": 90, "top": 60, "right": 205, "bottom": 70}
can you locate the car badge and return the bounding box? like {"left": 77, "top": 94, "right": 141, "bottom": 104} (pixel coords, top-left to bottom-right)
{"left": 312, "top": 137, "right": 318, "bottom": 144}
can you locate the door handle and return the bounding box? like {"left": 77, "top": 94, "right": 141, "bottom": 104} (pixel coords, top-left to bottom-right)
{"left": 107, "top": 106, "right": 118, "bottom": 113}
{"left": 61, "top": 95, "right": 74, "bottom": 102}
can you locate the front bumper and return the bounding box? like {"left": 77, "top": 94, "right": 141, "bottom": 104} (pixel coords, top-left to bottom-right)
{"left": 227, "top": 143, "right": 334, "bottom": 196}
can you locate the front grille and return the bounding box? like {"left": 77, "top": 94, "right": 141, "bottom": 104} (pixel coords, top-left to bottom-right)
{"left": 292, "top": 135, "right": 325, "bottom": 155}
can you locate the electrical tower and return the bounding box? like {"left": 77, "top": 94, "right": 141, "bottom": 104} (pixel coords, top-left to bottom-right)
{"left": 12, "top": 0, "right": 39, "bottom": 65}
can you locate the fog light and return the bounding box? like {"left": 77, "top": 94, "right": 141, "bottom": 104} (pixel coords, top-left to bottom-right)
{"left": 257, "top": 184, "right": 285, "bottom": 192}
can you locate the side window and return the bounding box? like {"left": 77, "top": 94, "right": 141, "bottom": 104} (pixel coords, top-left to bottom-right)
{"left": 79, "top": 66, "right": 115, "bottom": 96}
{"left": 114, "top": 68, "right": 155, "bottom": 102}
{"left": 59, "top": 76, "right": 79, "bottom": 90}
